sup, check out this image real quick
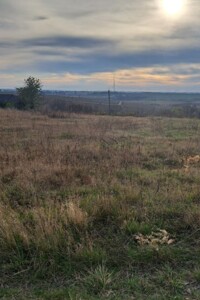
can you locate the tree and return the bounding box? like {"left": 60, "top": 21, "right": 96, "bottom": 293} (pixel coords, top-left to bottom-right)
{"left": 17, "top": 77, "right": 42, "bottom": 110}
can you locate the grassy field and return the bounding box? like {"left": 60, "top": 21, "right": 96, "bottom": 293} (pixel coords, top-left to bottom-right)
{"left": 0, "top": 109, "right": 200, "bottom": 299}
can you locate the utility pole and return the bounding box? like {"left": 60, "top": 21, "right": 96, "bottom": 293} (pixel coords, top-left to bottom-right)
{"left": 113, "top": 74, "right": 116, "bottom": 93}
{"left": 108, "top": 90, "right": 111, "bottom": 115}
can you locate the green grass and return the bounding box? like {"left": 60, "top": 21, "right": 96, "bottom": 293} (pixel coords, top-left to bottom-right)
{"left": 0, "top": 110, "right": 200, "bottom": 299}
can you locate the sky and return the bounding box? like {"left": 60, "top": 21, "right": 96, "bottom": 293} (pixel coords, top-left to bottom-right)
{"left": 0, "top": 0, "right": 200, "bottom": 91}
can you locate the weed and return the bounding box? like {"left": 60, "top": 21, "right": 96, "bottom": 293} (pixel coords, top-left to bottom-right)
{"left": 83, "top": 265, "right": 113, "bottom": 294}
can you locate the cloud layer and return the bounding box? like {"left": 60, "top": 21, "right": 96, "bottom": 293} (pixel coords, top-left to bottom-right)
{"left": 0, "top": 0, "right": 200, "bottom": 91}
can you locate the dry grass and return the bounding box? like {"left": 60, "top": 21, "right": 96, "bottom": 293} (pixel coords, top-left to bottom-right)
{"left": 0, "top": 109, "right": 200, "bottom": 299}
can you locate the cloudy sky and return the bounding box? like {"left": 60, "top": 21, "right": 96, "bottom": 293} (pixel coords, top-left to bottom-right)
{"left": 1, "top": 0, "right": 200, "bottom": 91}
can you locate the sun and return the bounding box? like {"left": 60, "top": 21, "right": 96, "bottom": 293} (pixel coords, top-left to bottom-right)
{"left": 162, "top": 0, "right": 186, "bottom": 17}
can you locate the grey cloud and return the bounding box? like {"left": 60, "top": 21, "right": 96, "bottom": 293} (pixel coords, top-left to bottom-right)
{"left": 69, "top": 10, "right": 96, "bottom": 18}
{"left": 170, "top": 26, "right": 200, "bottom": 39}
{"left": 0, "top": 20, "right": 15, "bottom": 29}
{"left": 0, "top": 34, "right": 114, "bottom": 55}
{"left": 33, "top": 49, "right": 64, "bottom": 56}
{"left": 33, "top": 16, "right": 49, "bottom": 21}
{"left": 0, "top": 41, "right": 13, "bottom": 48}
{"left": 21, "top": 35, "right": 114, "bottom": 49}
{"left": 27, "top": 47, "right": 200, "bottom": 75}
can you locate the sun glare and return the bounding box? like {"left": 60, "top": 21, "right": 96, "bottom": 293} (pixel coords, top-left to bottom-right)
{"left": 162, "top": 0, "right": 186, "bottom": 17}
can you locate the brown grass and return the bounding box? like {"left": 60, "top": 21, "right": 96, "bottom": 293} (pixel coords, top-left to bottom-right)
{"left": 0, "top": 109, "right": 200, "bottom": 280}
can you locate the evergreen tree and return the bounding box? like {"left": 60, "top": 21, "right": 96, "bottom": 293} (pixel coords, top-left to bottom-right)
{"left": 17, "top": 77, "right": 42, "bottom": 110}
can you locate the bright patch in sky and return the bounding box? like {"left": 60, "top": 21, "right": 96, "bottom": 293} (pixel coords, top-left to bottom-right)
{"left": 162, "top": 0, "right": 185, "bottom": 16}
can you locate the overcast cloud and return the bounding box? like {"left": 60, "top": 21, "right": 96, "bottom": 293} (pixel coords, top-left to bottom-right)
{"left": 0, "top": 0, "right": 200, "bottom": 91}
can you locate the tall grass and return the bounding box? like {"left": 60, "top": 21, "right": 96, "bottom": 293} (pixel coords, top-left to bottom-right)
{"left": 0, "top": 109, "right": 200, "bottom": 298}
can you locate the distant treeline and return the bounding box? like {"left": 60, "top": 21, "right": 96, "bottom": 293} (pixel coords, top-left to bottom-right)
{"left": 41, "top": 95, "right": 200, "bottom": 119}
{"left": 1, "top": 93, "right": 200, "bottom": 119}
{"left": 0, "top": 94, "right": 19, "bottom": 108}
